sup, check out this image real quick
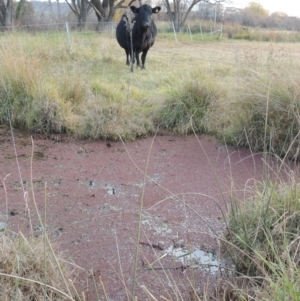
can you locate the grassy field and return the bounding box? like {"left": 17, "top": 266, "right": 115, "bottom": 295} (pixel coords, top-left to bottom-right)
{"left": 1, "top": 31, "right": 300, "bottom": 158}
{"left": 0, "top": 31, "right": 300, "bottom": 300}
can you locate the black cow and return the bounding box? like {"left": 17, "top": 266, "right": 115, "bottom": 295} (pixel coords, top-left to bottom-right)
{"left": 116, "top": 4, "right": 161, "bottom": 70}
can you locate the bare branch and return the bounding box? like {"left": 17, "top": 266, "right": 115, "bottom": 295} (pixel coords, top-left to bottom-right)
{"left": 163, "top": 0, "right": 233, "bottom": 31}
{"left": 85, "top": 0, "right": 103, "bottom": 18}
{"left": 65, "top": 0, "right": 76, "bottom": 14}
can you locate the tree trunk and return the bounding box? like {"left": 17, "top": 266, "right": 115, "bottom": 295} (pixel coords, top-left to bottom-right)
{"left": 91, "top": 0, "right": 118, "bottom": 29}
{"left": 80, "top": 0, "right": 87, "bottom": 28}
{"left": 106, "top": 0, "right": 115, "bottom": 22}
{"left": 91, "top": 0, "right": 106, "bottom": 23}
{"left": 0, "top": 0, "right": 6, "bottom": 27}
{"left": 0, "top": 0, "right": 12, "bottom": 29}
{"left": 56, "top": 0, "right": 62, "bottom": 23}
{"left": 5, "top": 0, "right": 12, "bottom": 28}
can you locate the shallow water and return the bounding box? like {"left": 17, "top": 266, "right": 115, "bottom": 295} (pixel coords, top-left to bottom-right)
{"left": 166, "top": 245, "right": 227, "bottom": 274}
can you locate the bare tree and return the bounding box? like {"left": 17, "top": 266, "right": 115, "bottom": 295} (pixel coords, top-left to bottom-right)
{"left": 65, "top": 0, "right": 92, "bottom": 28}
{"left": 198, "top": 1, "right": 223, "bottom": 24}
{"left": 0, "top": 0, "right": 13, "bottom": 29}
{"left": 164, "top": 0, "right": 232, "bottom": 32}
{"left": 89, "top": 0, "right": 125, "bottom": 23}
{"left": 66, "top": 0, "right": 131, "bottom": 28}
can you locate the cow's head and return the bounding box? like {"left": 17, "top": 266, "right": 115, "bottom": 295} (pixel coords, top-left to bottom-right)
{"left": 130, "top": 5, "right": 161, "bottom": 29}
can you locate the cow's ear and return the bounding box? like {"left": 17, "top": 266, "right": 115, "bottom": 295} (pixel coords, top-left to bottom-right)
{"left": 152, "top": 6, "right": 161, "bottom": 13}
{"left": 130, "top": 6, "right": 139, "bottom": 13}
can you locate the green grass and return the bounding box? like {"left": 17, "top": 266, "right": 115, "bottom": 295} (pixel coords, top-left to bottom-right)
{"left": 223, "top": 176, "right": 300, "bottom": 301}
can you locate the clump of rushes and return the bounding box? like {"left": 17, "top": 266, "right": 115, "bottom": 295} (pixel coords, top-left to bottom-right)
{"left": 222, "top": 74, "right": 300, "bottom": 160}
{"left": 224, "top": 177, "right": 300, "bottom": 300}
{"left": 157, "top": 77, "right": 221, "bottom": 135}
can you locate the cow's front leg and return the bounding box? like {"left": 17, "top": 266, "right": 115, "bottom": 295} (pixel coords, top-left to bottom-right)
{"left": 135, "top": 52, "right": 141, "bottom": 68}
{"left": 141, "top": 48, "right": 149, "bottom": 69}
{"left": 125, "top": 49, "right": 130, "bottom": 66}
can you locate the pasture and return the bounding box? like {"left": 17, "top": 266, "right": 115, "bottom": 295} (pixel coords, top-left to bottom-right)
{"left": 1, "top": 31, "right": 300, "bottom": 158}
{"left": 0, "top": 31, "right": 300, "bottom": 300}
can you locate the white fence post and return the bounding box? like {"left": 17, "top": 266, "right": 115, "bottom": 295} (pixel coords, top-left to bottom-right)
{"left": 65, "top": 22, "right": 72, "bottom": 53}
{"left": 171, "top": 22, "right": 178, "bottom": 43}
{"left": 187, "top": 24, "right": 193, "bottom": 41}
{"left": 199, "top": 24, "right": 203, "bottom": 40}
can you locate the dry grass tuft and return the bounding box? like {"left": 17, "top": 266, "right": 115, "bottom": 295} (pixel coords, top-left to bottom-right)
{"left": 0, "top": 231, "right": 77, "bottom": 301}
